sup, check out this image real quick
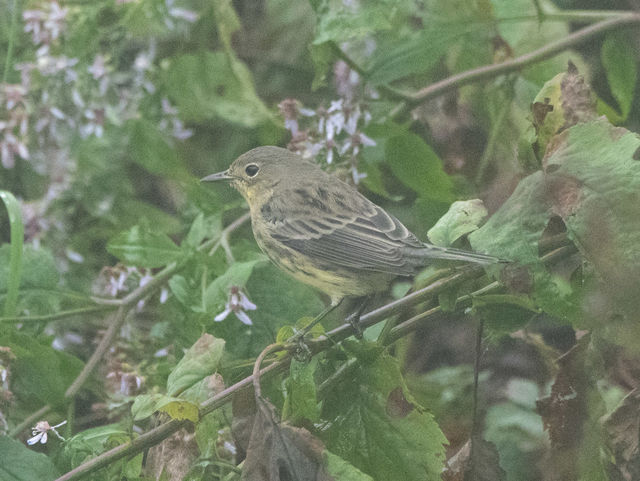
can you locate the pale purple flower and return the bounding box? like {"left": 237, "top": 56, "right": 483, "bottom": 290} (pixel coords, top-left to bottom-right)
{"left": 23, "top": 2, "right": 68, "bottom": 45}
{"left": 168, "top": 7, "right": 198, "bottom": 22}
{"left": 161, "top": 98, "right": 178, "bottom": 115}
{"left": 3, "top": 85, "right": 26, "bottom": 109}
{"left": 214, "top": 286, "right": 257, "bottom": 326}
{"left": 27, "top": 420, "right": 67, "bottom": 445}
{"left": 88, "top": 55, "right": 107, "bottom": 80}
{"left": 159, "top": 287, "right": 169, "bottom": 304}
{"left": 351, "top": 166, "right": 367, "bottom": 185}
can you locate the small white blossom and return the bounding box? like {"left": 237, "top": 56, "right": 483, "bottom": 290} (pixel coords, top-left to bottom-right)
{"left": 27, "top": 420, "right": 67, "bottom": 445}
{"left": 214, "top": 286, "right": 257, "bottom": 326}
{"left": 88, "top": 55, "right": 107, "bottom": 80}
{"left": 159, "top": 287, "right": 169, "bottom": 304}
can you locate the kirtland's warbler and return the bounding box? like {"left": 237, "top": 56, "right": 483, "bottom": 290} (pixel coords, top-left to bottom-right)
{"left": 202, "top": 146, "right": 500, "bottom": 332}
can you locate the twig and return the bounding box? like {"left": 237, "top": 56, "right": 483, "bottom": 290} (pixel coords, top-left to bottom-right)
{"left": 206, "top": 212, "right": 250, "bottom": 258}
{"left": 468, "top": 316, "right": 485, "bottom": 478}
{"left": 8, "top": 405, "right": 51, "bottom": 439}
{"left": 64, "top": 306, "right": 128, "bottom": 398}
{"left": 0, "top": 305, "right": 114, "bottom": 324}
{"left": 251, "top": 344, "right": 284, "bottom": 399}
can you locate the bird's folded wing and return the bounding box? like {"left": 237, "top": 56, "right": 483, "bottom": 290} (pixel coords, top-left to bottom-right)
{"left": 270, "top": 204, "right": 425, "bottom": 276}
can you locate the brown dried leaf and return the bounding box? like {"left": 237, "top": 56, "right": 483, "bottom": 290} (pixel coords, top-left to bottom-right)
{"left": 536, "top": 333, "right": 591, "bottom": 480}
{"left": 442, "top": 436, "right": 506, "bottom": 481}
{"left": 602, "top": 388, "right": 640, "bottom": 481}
{"left": 241, "top": 397, "right": 332, "bottom": 481}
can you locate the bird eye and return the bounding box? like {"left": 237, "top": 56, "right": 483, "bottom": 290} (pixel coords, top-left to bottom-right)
{"left": 245, "top": 164, "right": 259, "bottom": 177}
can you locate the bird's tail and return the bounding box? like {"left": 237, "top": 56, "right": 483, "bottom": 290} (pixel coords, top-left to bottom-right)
{"left": 418, "top": 244, "right": 506, "bottom": 265}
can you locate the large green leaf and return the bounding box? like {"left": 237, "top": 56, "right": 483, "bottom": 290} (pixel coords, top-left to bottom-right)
{"left": 162, "top": 51, "right": 273, "bottom": 127}
{"left": 127, "top": 119, "right": 190, "bottom": 180}
{"left": 311, "top": 0, "right": 403, "bottom": 45}
{"left": 543, "top": 120, "right": 640, "bottom": 317}
{"left": 166, "top": 333, "right": 225, "bottom": 396}
{"left": 0, "top": 436, "right": 59, "bottom": 481}
{"left": 2, "top": 331, "right": 84, "bottom": 409}
{"left": 321, "top": 343, "right": 447, "bottom": 481}
{"left": 472, "top": 118, "right": 640, "bottom": 324}
{"left": 427, "top": 199, "right": 488, "bottom": 247}
{"left": 107, "top": 225, "right": 183, "bottom": 268}
{"left": 283, "top": 358, "right": 320, "bottom": 423}
{"left": 385, "top": 132, "right": 454, "bottom": 203}
{"left": 0, "top": 245, "right": 60, "bottom": 316}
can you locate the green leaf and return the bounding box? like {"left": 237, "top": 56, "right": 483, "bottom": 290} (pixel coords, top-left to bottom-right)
{"left": 530, "top": 65, "right": 596, "bottom": 157}
{"left": 473, "top": 294, "right": 539, "bottom": 335}
{"left": 163, "top": 51, "right": 274, "bottom": 127}
{"left": 128, "top": 119, "right": 188, "bottom": 179}
{"left": 427, "top": 199, "right": 488, "bottom": 247}
{"left": 184, "top": 212, "right": 222, "bottom": 248}
{"left": 131, "top": 393, "right": 199, "bottom": 422}
{"left": 311, "top": 0, "right": 401, "bottom": 45}
{"left": 131, "top": 393, "right": 163, "bottom": 421}
{"left": 321, "top": 345, "right": 447, "bottom": 481}
{"left": 121, "top": 0, "right": 171, "bottom": 38}
{"left": 2, "top": 331, "right": 83, "bottom": 409}
{"left": 168, "top": 274, "right": 198, "bottom": 308}
{"left": 166, "top": 333, "right": 225, "bottom": 396}
{"left": 0, "top": 246, "right": 59, "bottom": 292}
{"left": 543, "top": 120, "right": 640, "bottom": 318}
{"left": 158, "top": 399, "right": 200, "bottom": 422}
{"left": 0, "top": 436, "right": 59, "bottom": 480}
{"left": 325, "top": 450, "right": 374, "bottom": 481}
{"left": 107, "top": 225, "right": 182, "bottom": 268}
{"left": 469, "top": 171, "right": 548, "bottom": 264}
{"left": 283, "top": 358, "right": 320, "bottom": 423}
{"left": 63, "top": 424, "right": 135, "bottom": 468}
{"left": 0, "top": 190, "right": 24, "bottom": 317}
{"left": 212, "top": 0, "right": 241, "bottom": 49}
{"left": 368, "top": 20, "right": 488, "bottom": 86}
{"left": 385, "top": 133, "right": 454, "bottom": 203}
{"left": 602, "top": 31, "right": 637, "bottom": 120}
{"left": 472, "top": 117, "right": 640, "bottom": 324}
{"left": 203, "top": 259, "right": 266, "bottom": 313}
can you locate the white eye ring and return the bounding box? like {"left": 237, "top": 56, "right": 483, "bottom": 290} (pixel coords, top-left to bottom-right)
{"left": 245, "top": 164, "right": 259, "bottom": 177}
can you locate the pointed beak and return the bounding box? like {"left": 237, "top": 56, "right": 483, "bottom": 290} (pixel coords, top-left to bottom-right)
{"left": 200, "top": 170, "right": 233, "bottom": 182}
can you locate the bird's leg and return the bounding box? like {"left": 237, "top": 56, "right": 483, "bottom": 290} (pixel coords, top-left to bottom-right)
{"left": 344, "top": 295, "right": 372, "bottom": 340}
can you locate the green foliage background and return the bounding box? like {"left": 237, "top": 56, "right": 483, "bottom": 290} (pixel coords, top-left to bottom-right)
{"left": 0, "top": 0, "right": 639, "bottom": 480}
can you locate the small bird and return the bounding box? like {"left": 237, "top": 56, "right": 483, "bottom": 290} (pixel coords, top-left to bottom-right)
{"left": 202, "top": 146, "right": 500, "bottom": 333}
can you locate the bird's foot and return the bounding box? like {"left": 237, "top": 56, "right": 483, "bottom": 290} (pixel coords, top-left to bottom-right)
{"left": 345, "top": 310, "right": 364, "bottom": 339}
{"left": 292, "top": 333, "right": 312, "bottom": 362}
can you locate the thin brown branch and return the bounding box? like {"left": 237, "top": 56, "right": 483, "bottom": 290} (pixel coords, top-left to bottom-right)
{"left": 388, "top": 13, "right": 640, "bottom": 118}
{"left": 0, "top": 305, "right": 114, "bottom": 323}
